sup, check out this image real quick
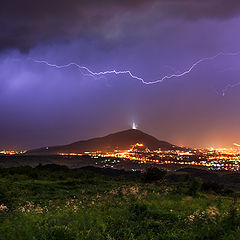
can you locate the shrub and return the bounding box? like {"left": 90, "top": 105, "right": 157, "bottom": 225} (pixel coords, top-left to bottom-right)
{"left": 188, "top": 177, "right": 203, "bottom": 196}
{"left": 143, "top": 167, "right": 167, "bottom": 182}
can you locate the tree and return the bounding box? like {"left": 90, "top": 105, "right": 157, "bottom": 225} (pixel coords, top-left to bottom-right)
{"left": 189, "top": 177, "right": 203, "bottom": 196}
{"left": 143, "top": 167, "right": 167, "bottom": 182}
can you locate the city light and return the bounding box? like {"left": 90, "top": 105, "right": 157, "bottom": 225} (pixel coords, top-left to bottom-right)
{"left": 53, "top": 144, "right": 240, "bottom": 172}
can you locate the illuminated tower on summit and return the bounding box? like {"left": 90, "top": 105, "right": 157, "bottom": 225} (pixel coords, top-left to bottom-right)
{"left": 132, "top": 122, "right": 137, "bottom": 130}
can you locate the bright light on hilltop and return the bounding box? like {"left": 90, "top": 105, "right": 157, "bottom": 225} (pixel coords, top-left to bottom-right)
{"left": 132, "top": 122, "right": 137, "bottom": 130}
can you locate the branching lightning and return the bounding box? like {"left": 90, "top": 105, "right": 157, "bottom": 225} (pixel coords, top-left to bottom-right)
{"left": 33, "top": 59, "right": 146, "bottom": 82}
{"left": 33, "top": 51, "right": 240, "bottom": 91}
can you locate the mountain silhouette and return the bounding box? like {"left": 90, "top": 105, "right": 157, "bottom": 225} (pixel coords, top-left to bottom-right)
{"left": 28, "top": 129, "right": 181, "bottom": 154}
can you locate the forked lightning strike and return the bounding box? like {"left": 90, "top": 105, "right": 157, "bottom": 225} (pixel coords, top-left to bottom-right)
{"left": 33, "top": 51, "right": 240, "bottom": 89}
{"left": 33, "top": 60, "right": 145, "bottom": 82}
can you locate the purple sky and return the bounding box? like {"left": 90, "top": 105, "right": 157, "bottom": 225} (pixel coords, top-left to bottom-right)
{"left": 1, "top": 0, "right": 240, "bottom": 149}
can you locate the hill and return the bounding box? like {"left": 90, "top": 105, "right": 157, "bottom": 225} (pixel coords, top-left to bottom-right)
{"left": 27, "top": 129, "right": 181, "bottom": 154}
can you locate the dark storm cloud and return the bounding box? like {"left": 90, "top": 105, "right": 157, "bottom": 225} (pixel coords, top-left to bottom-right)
{"left": 160, "top": 0, "right": 240, "bottom": 20}
{"left": 1, "top": 0, "right": 240, "bottom": 51}
{"left": 0, "top": 0, "right": 150, "bottom": 51}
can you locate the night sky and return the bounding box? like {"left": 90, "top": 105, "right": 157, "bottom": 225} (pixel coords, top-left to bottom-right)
{"left": 1, "top": 0, "right": 240, "bottom": 150}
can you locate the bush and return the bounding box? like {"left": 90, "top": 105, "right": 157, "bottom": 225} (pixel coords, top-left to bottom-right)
{"left": 188, "top": 177, "right": 203, "bottom": 196}
{"left": 201, "top": 181, "right": 234, "bottom": 195}
{"left": 143, "top": 167, "right": 167, "bottom": 182}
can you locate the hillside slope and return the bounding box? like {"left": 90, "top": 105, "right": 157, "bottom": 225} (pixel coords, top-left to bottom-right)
{"left": 28, "top": 129, "right": 180, "bottom": 154}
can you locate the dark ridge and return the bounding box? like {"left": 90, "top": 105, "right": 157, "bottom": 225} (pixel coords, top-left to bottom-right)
{"left": 27, "top": 129, "right": 182, "bottom": 154}
{"left": 176, "top": 168, "right": 220, "bottom": 183}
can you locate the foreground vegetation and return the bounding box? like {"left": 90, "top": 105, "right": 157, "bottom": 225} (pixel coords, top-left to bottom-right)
{"left": 0, "top": 165, "right": 240, "bottom": 240}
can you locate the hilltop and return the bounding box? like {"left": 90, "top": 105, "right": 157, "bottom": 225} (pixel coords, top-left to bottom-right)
{"left": 28, "top": 129, "right": 181, "bottom": 154}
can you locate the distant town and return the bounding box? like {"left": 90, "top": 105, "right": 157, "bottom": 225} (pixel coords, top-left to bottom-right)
{"left": 1, "top": 143, "right": 240, "bottom": 172}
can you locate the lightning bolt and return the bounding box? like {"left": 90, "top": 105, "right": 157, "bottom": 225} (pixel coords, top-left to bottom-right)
{"left": 221, "top": 81, "right": 240, "bottom": 96}
{"left": 33, "top": 51, "right": 240, "bottom": 87}
{"left": 33, "top": 59, "right": 145, "bottom": 82}
{"left": 218, "top": 65, "right": 240, "bottom": 96}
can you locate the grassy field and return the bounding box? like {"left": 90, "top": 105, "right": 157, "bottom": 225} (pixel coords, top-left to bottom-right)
{"left": 0, "top": 165, "right": 240, "bottom": 240}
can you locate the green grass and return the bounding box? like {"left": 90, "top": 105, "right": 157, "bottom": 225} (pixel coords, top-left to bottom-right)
{"left": 0, "top": 165, "right": 240, "bottom": 240}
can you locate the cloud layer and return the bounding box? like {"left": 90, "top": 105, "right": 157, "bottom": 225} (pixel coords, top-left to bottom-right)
{"left": 1, "top": 0, "right": 240, "bottom": 51}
